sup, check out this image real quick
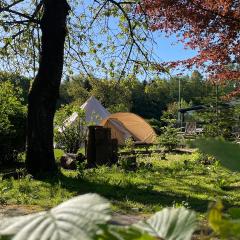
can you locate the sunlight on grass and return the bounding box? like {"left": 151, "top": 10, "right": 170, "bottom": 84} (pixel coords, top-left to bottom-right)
{"left": 1, "top": 152, "right": 240, "bottom": 214}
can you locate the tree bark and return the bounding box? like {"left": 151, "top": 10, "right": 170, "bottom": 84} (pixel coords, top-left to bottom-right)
{"left": 26, "top": 0, "right": 70, "bottom": 175}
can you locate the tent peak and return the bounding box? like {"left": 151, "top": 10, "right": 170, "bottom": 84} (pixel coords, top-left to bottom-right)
{"left": 80, "top": 96, "right": 110, "bottom": 123}
{"left": 83, "top": 96, "right": 102, "bottom": 105}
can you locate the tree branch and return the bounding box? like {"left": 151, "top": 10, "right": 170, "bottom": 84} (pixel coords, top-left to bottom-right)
{"left": 188, "top": 0, "right": 240, "bottom": 25}
{"left": 0, "top": 0, "right": 24, "bottom": 12}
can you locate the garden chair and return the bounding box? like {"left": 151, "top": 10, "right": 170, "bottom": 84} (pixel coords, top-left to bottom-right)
{"left": 184, "top": 122, "right": 196, "bottom": 138}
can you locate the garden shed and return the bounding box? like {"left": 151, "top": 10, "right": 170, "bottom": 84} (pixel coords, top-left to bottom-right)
{"left": 101, "top": 112, "right": 156, "bottom": 145}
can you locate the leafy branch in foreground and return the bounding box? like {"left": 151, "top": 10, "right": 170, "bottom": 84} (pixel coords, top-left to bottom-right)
{"left": 0, "top": 193, "right": 111, "bottom": 240}
{"left": 194, "top": 138, "right": 240, "bottom": 172}
{"left": 134, "top": 207, "right": 197, "bottom": 240}
{"left": 0, "top": 193, "right": 196, "bottom": 240}
{"left": 208, "top": 201, "right": 240, "bottom": 240}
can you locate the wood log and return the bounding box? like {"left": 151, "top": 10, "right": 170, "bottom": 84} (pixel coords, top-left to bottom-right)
{"left": 60, "top": 153, "right": 77, "bottom": 170}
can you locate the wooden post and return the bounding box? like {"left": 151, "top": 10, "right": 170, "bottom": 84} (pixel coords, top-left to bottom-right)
{"left": 87, "top": 125, "right": 103, "bottom": 167}
{"left": 95, "top": 127, "right": 111, "bottom": 165}
{"left": 87, "top": 126, "right": 119, "bottom": 167}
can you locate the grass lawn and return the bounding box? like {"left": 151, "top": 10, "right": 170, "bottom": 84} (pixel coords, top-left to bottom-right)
{"left": 1, "top": 151, "right": 240, "bottom": 215}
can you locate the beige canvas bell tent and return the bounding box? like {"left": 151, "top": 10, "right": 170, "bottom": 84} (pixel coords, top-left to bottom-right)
{"left": 59, "top": 96, "right": 110, "bottom": 132}
{"left": 101, "top": 112, "right": 156, "bottom": 145}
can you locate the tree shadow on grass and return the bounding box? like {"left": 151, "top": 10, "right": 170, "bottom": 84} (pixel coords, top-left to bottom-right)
{"left": 42, "top": 172, "right": 210, "bottom": 213}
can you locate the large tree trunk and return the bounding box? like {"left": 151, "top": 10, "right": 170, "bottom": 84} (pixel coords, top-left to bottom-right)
{"left": 26, "top": 0, "right": 70, "bottom": 175}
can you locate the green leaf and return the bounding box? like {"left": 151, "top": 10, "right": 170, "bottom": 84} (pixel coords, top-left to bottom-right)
{"left": 208, "top": 202, "right": 240, "bottom": 239}
{"left": 3, "top": 38, "right": 12, "bottom": 45}
{"left": 96, "top": 225, "right": 155, "bottom": 240}
{"left": 194, "top": 138, "right": 240, "bottom": 171}
{"left": 208, "top": 201, "right": 223, "bottom": 232}
{"left": 228, "top": 208, "right": 240, "bottom": 219}
{"left": 0, "top": 194, "right": 111, "bottom": 240}
{"left": 134, "top": 207, "right": 197, "bottom": 240}
{"left": 0, "top": 236, "right": 11, "bottom": 240}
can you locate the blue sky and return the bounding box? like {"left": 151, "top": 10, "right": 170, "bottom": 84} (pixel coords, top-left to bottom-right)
{"left": 148, "top": 30, "right": 204, "bottom": 79}
{"left": 153, "top": 33, "right": 197, "bottom": 62}
{"left": 68, "top": 1, "right": 201, "bottom": 79}
{"left": 149, "top": 32, "right": 199, "bottom": 77}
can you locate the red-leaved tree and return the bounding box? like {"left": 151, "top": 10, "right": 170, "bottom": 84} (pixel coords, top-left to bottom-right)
{"left": 141, "top": 0, "right": 240, "bottom": 96}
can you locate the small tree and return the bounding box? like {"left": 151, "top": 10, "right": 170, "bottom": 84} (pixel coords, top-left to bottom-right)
{"left": 54, "top": 105, "right": 87, "bottom": 153}
{"left": 157, "top": 106, "right": 182, "bottom": 151}
{"left": 157, "top": 125, "right": 180, "bottom": 152}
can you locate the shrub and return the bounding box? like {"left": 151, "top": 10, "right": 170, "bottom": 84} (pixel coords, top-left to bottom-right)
{"left": 0, "top": 81, "right": 26, "bottom": 165}
{"left": 192, "top": 151, "right": 216, "bottom": 166}
{"left": 118, "top": 138, "right": 137, "bottom": 171}
{"left": 54, "top": 104, "right": 87, "bottom": 153}
{"left": 77, "top": 160, "right": 87, "bottom": 179}
{"left": 0, "top": 71, "right": 30, "bottom": 104}
{"left": 124, "top": 137, "right": 135, "bottom": 151}
{"left": 119, "top": 155, "right": 137, "bottom": 171}
{"left": 194, "top": 104, "right": 235, "bottom": 140}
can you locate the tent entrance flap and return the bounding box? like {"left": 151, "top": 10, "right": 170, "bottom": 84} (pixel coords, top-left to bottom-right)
{"left": 103, "top": 118, "right": 133, "bottom": 145}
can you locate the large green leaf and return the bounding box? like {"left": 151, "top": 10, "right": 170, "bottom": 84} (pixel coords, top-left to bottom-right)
{"left": 134, "top": 207, "right": 197, "bottom": 240}
{"left": 194, "top": 138, "right": 240, "bottom": 171}
{"left": 0, "top": 193, "right": 111, "bottom": 240}
{"left": 96, "top": 225, "right": 155, "bottom": 240}
{"left": 208, "top": 201, "right": 240, "bottom": 239}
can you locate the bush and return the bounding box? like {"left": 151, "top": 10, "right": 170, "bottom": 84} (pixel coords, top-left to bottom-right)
{"left": 54, "top": 104, "right": 87, "bottom": 153}
{"left": 124, "top": 137, "right": 135, "bottom": 151}
{"left": 119, "top": 155, "right": 137, "bottom": 171}
{"left": 203, "top": 121, "right": 233, "bottom": 139}
{"left": 0, "top": 71, "right": 30, "bottom": 104}
{"left": 193, "top": 101, "right": 235, "bottom": 140}
{"left": 0, "top": 81, "right": 26, "bottom": 165}
{"left": 191, "top": 151, "right": 216, "bottom": 165}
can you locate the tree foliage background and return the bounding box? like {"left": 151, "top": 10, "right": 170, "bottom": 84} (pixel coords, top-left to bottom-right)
{"left": 0, "top": 0, "right": 239, "bottom": 173}
{"left": 59, "top": 70, "right": 221, "bottom": 120}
